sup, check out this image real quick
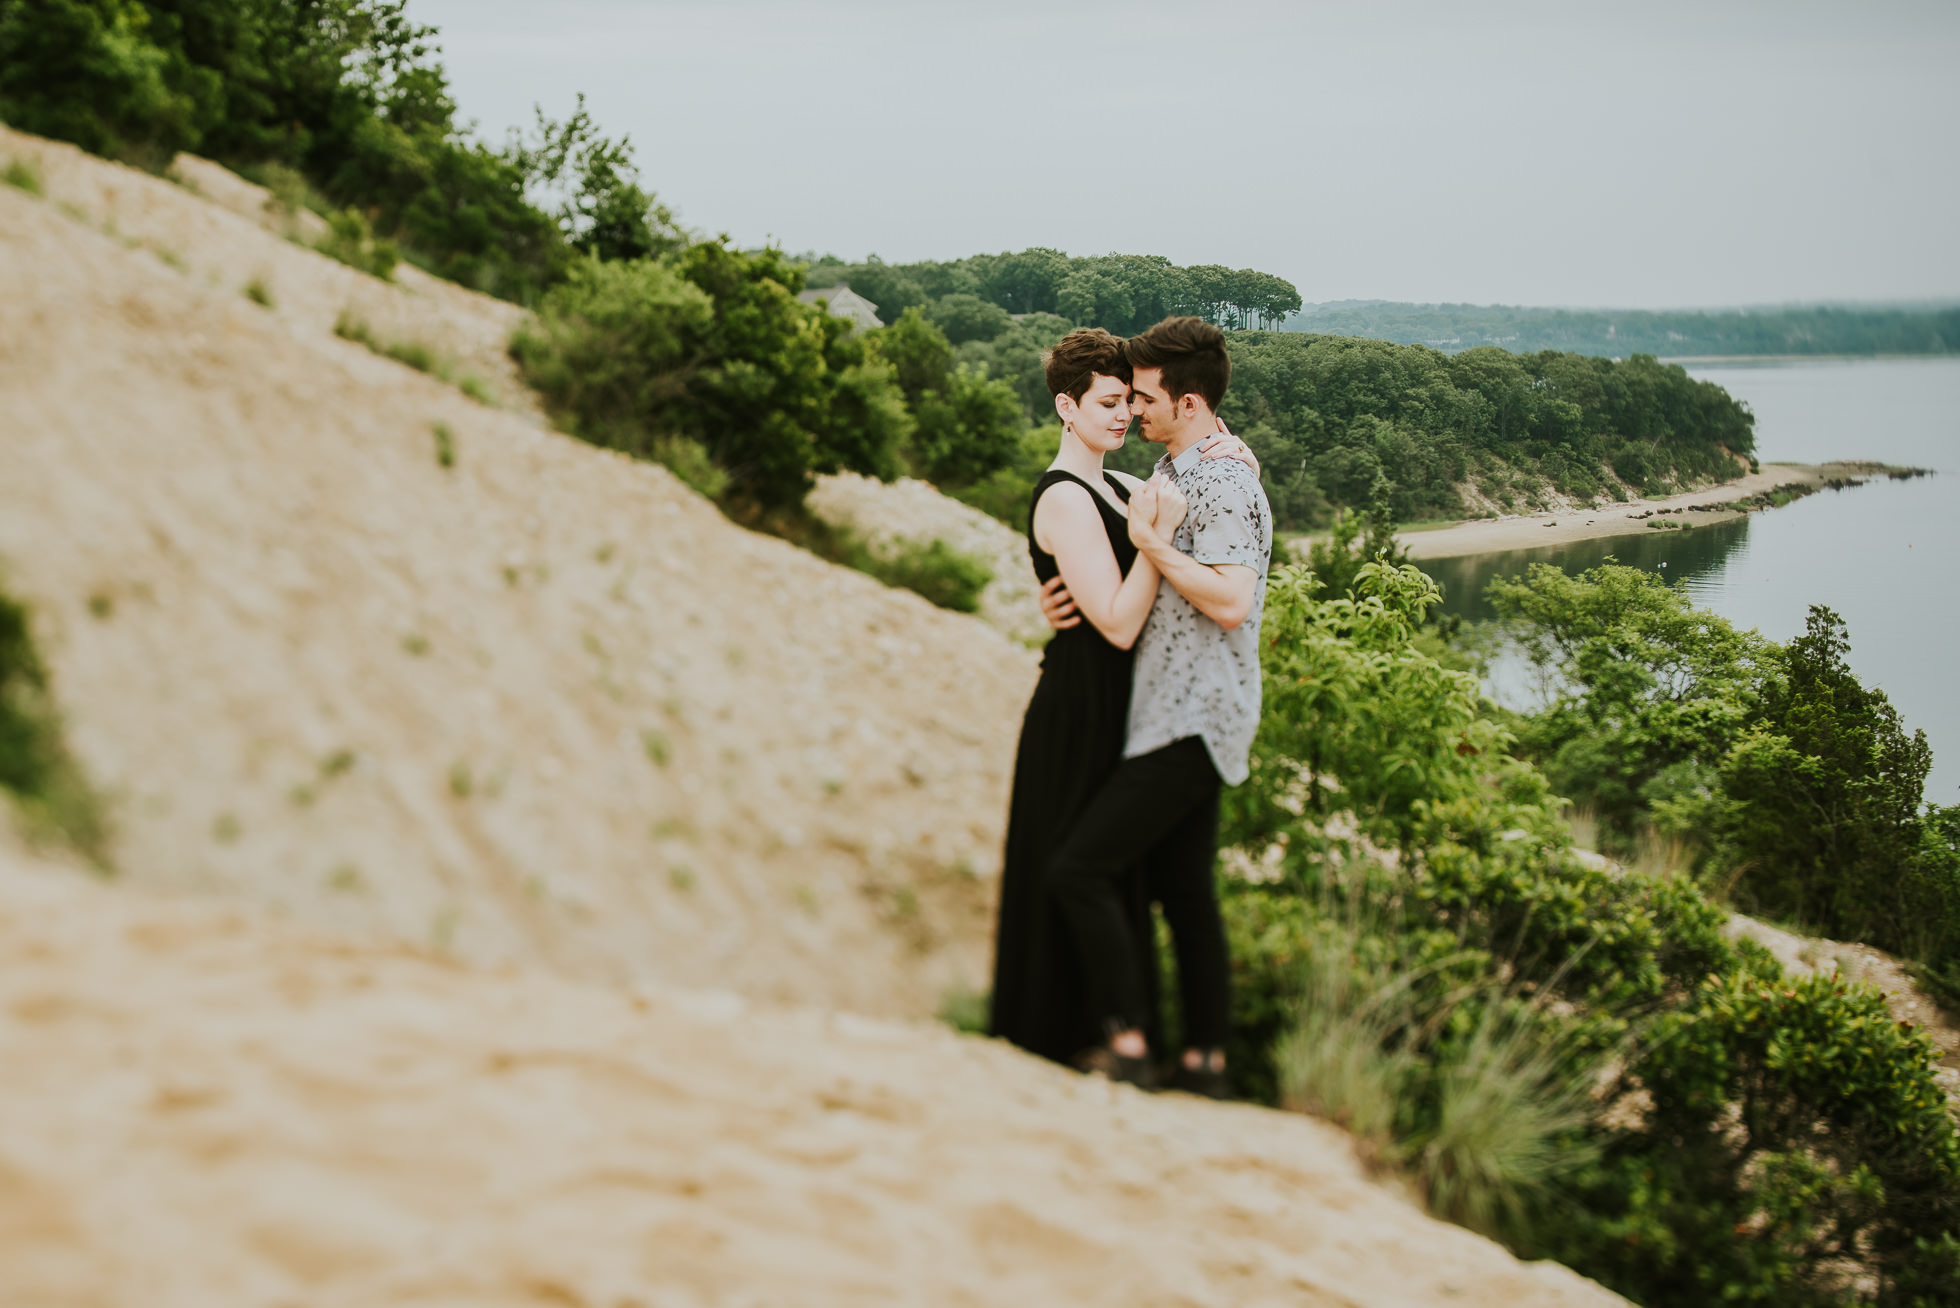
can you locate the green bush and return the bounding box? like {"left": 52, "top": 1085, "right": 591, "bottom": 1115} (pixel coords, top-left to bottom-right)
{"left": 855, "top": 538, "right": 991, "bottom": 614}
{"left": 0, "top": 582, "right": 107, "bottom": 863}
{"left": 513, "top": 246, "right": 910, "bottom": 509}
{"left": 1220, "top": 561, "right": 1960, "bottom": 1303}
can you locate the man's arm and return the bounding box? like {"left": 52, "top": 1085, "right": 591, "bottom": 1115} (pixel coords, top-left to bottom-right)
{"left": 1127, "top": 476, "right": 1260, "bottom": 631}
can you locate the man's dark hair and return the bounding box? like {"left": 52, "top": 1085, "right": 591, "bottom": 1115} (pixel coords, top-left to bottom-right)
{"left": 1124, "top": 316, "right": 1230, "bottom": 412}
{"left": 1044, "top": 327, "right": 1131, "bottom": 403}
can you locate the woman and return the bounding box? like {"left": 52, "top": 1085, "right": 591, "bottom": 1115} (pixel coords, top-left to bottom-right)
{"left": 988, "top": 327, "right": 1254, "bottom": 1074}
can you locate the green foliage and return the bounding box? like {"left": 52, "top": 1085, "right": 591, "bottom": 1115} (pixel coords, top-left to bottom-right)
{"left": 3, "top": 155, "right": 41, "bottom": 194}
{"left": 314, "top": 206, "right": 398, "bottom": 279}
{"left": 1494, "top": 569, "right": 1960, "bottom": 970}
{"left": 853, "top": 538, "right": 991, "bottom": 614}
{"left": 1304, "top": 473, "right": 1414, "bottom": 601}
{"left": 1489, "top": 562, "right": 1778, "bottom": 854}
{"left": 0, "top": 0, "right": 680, "bottom": 303}
{"left": 1686, "top": 607, "right": 1946, "bottom": 960}
{"left": 1221, "top": 563, "right": 1960, "bottom": 1302}
{"left": 242, "top": 276, "right": 273, "bottom": 307}
{"left": 1553, "top": 971, "right": 1960, "bottom": 1306}
{"left": 512, "top": 247, "right": 911, "bottom": 508}
{"left": 0, "top": 582, "right": 107, "bottom": 863}
{"left": 1290, "top": 299, "right": 1960, "bottom": 360}
{"left": 1222, "top": 335, "right": 1754, "bottom": 528}
{"left": 431, "top": 420, "right": 454, "bottom": 469}
{"left": 807, "top": 248, "right": 1301, "bottom": 335}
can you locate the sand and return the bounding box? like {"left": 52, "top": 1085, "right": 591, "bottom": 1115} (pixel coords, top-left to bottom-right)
{"left": 1396, "top": 463, "right": 1883, "bottom": 561}
{"left": 0, "top": 127, "right": 1640, "bottom": 1302}
{"left": 0, "top": 846, "right": 1625, "bottom": 1308}
{"left": 0, "top": 126, "right": 1041, "bottom": 1017}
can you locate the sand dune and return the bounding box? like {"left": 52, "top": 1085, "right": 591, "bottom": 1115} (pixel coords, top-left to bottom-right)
{"left": 0, "top": 127, "right": 1640, "bottom": 1302}
{"left": 0, "top": 848, "right": 1624, "bottom": 1308}
{"left": 0, "top": 130, "right": 1037, "bottom": 1016}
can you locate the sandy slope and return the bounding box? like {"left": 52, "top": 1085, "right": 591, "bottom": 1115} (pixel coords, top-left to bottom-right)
{"left": 807, "top": 471, "right": 1046, "bottom": 645}
{"left": 0, "top": 848, "right": 1624, "bottom": 1308}
{"left": 0, "top": 138, "right": 1040, "bottom": 1016}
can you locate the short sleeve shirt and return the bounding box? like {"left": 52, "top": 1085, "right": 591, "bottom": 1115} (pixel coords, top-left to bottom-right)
{"left": 1124, "top": 446, "right": 1273, "bottom": 786}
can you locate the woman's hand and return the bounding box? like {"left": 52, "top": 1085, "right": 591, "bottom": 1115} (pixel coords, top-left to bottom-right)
{"left": 1129, "top": 474, "right": 1188, "bottom": 549}
{"left": 1197, "top": 417, "right": 1260, "bottom": 479}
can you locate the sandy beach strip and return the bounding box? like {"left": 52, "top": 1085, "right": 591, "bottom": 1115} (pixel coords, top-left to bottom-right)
{"left": 1396, "top": 462, "right": 1886, "bottom": 561}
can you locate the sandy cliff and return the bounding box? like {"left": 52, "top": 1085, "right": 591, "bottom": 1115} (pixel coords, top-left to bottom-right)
{"left": 0, "top": 127, "right": 1630, "bottom": 1305}
{"left": 0, "top": 126, "right": 1037, "bottom": 1016}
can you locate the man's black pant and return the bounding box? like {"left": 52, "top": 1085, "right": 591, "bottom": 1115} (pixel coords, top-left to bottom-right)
{"left": 1047, "top": 736, "right": 1232, "bottom": 1051}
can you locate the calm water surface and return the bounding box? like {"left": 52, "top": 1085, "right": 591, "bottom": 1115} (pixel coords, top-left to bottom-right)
{"left": 1419, "top": 357, "right": 1960, "bottom": 803}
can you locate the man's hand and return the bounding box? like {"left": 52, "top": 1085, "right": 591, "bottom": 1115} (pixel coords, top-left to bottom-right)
{"left": 1038, "top": 575, "right": 1081, "bottom": 630}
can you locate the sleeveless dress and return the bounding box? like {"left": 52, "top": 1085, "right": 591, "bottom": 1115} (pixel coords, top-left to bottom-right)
{"left": 989, "top": 470, "right": 1160, "bottom": 1063}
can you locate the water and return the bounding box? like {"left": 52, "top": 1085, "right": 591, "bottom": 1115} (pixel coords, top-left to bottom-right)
{"left": 1418, "top": 356, "right": 1960, "bottom": 803}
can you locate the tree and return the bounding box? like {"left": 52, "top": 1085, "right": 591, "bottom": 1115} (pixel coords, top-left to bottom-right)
{"left": 922, "top": 293, "right": 1009, "bottom": 345}
{"left": 1704, "top": 606, "right": 1933, "bottom": 948}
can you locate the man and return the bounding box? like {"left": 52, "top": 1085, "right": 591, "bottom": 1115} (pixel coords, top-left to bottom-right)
{"left": 1041, "top": 316, "right": 1272, "bottom": 1095}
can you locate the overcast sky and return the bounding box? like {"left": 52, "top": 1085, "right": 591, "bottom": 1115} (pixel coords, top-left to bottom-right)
{"left": 411, "top": 0, "right": 1960, "bottom": 309}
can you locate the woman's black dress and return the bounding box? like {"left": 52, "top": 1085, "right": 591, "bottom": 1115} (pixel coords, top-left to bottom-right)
{"left": 989, "top": 469, "right": 1159, "bottom": 1063}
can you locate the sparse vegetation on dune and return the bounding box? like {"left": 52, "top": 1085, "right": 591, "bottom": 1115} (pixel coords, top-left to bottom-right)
{"left": 0, "top": 580, "right": 107, "bottom": 865}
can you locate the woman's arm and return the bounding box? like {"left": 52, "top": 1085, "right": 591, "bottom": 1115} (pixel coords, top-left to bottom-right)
{"left": 1032, "top": 482, "right": 1163, "bottom": 650}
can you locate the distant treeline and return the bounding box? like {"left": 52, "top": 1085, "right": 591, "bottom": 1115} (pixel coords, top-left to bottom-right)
{"left": 1288, "top": 300, "right": 1960, "bottom": 359}
{"left": 806, "top": 252, "right": 1303, "bottom": 337}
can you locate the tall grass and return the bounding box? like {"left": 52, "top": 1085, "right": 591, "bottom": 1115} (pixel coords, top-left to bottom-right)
{"left": 1273, "top": 908, "right": 1602, "bottom": 1238}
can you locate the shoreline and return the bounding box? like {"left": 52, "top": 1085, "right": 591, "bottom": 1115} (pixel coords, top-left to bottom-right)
{"left": 1395, "top": 462, "right": 1903, "bottom": 562}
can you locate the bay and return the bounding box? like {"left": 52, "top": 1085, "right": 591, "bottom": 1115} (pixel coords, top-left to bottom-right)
{"left": 1418, "top": 356, "right": 1960, "bottom": 803}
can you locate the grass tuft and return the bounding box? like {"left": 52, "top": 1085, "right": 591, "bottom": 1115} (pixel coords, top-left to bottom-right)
{"left": 4, "top": 157, "right": 43, "bottom": 195}
{"left": 244, "top": 277, "right": 275, "bottom": 308}
{"left": 432, "top": 421, "right": 456, "bottom": 469}
{"left": 0, "top": 581, "right": 109, "bottom": 866}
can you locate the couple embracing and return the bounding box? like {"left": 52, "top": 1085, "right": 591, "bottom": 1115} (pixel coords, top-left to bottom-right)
{"left": 989, "top": 317, "right": 1272, "bottom": 1095}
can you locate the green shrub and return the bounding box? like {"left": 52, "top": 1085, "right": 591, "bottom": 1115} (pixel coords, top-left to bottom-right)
{"left": 856, "top": 538, "right": 991, "bottom": 614}
{"left": 1221, "top": 562, "right": 1960, "bottom": 1302}
{"left": 512, "top": 247, "right": 910, "bottom": 509}
{"left": 243, "top": 277, "right": 274, "bottom": 307}
{"left": 431, "top": 421, "right": 455, "bottom": 469}
{"left": 3, "top": 155, "right": 41, "bottom": 195}
{"left": 0, "top": 581, "right": 107, "bottom": 864}
{"left": 315, "top": 208, "right": 398, "bottom": 280}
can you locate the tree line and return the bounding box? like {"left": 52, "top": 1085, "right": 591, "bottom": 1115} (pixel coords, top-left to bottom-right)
{"left": 1290, "top": 300, "right": 1960, "bottom": 359}
{"left": 806, "top": 250, "right": 1303, "bottom": 337}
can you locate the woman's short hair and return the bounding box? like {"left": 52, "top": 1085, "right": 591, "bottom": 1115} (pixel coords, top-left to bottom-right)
{"left": 1044, "top": 327, "right": 1132, "bottom": 404}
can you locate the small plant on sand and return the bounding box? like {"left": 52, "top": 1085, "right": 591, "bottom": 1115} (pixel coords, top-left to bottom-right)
{"left": 335, "top": 311, "right": 447, "bottom": 377}
{"left": 457, "top": 374, "right": 494, "bottom": 406}
{"left": 4, "top": 157, "right": 42, "bottom": 195}
{"left": 937, "top": 987, "right": 990, "bottom": 1035}
{"left": 315, "top": 207, "right": 398, "bottom": 280}
{"left": 431, "top": 422, "right": 456, "bottom": 469}
{"left": 0, "top": 582, "right": 108, "bottom": 865}
{"left": 858, "top": 538, "right": 991, "bottom": 614}
{"left": 244, "top": 278, "right": 275, "bottom": 308}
